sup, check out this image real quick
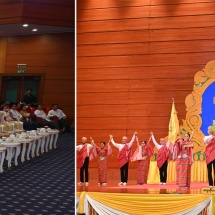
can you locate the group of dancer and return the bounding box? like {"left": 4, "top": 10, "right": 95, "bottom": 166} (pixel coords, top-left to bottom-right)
{"left": 76, "top": 123, "right": 215, "bottom": 188}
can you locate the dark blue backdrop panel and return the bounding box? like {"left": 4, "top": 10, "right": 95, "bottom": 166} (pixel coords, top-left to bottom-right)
{"left": 200, "top": 81, "right": 215, "bottom": 136}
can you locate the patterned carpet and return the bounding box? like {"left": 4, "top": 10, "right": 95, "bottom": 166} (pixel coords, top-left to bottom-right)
{"left": 0, "top": 132, "right": 74, "bottom": 215}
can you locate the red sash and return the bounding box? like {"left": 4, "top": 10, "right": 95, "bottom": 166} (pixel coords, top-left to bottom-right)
{"left": 77, "top": 145, "right": 88, "bottom": 168}
{"left": 157, "top": 146, "right": 170, "bottom": 169}
{"left": 117, "top": 144, "right": 132, "bottom": 168}
{"left": 147, "top": 144, "right": 154, "bottom": 157}
{"left": 206, "top": 137, "right": 215, "bottom": 164}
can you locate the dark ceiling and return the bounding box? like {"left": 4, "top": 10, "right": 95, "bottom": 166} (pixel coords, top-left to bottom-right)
{"left": 0, "top": 23, "right": 74, "bottom": 37}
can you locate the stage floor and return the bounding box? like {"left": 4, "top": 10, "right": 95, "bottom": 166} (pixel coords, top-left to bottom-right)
{"left": 76, "top": 180, "right": 211, "bottom": 194}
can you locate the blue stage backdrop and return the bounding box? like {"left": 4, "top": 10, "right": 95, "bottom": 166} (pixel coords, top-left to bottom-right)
{"left": 200, "top": 81, "right": 215, "bottom": 136}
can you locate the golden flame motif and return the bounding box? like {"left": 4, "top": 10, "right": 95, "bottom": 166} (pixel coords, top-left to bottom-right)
{"left": 181, "top": 60, "right": 215, "bottom": 160}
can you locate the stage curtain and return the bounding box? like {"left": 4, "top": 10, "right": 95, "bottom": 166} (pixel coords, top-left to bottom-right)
{"left": 147, "top": 160, "right": 208, "bottom": 183}
{"left": 77, "top": 191, "right": 86, "bottom": 214}
{"left": 79, "top": 192, "right": 212, "bottom": 215}
{"left": 76, "top": 192, "right": 81, "bottom": 212}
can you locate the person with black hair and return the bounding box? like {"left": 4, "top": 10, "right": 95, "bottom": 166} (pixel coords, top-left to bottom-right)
{"left": 76, "top": 137, "right": 94, "bottom": 186}
{"left": 174, "top": 133, "right": 194, "bottom": 188}
{"left": 47, "top": 104, "right": 70, "bottom": 133}
{"left": 34, "top": 104, "right": 59, "bottom": 129}
{"left": 90, "top": 138, "right": 112, "bottom": 186}
{"left": 22, "top": 89, "right": 37, "bottom": 107}
{"left": 131, "top": 134, "right": 154, "bottom": 185}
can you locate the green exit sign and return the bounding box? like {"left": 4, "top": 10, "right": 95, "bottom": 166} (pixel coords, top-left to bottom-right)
{"left": 17, "top": 69, "right": 26, "bottom": 73}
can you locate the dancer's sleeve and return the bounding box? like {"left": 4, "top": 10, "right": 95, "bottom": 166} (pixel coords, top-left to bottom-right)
{"left": 128, "top": 134, "right": 136, "bottom": 149}
{"left": 76, "top": 145, "right": 82, "bottom": 151}
{"left": 111, "top": 138, "right": 121, "bottom": 149}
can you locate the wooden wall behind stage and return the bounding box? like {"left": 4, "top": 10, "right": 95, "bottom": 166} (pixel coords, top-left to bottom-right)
{"left": 2, "top": 32, "right": 74, "bottom": 118}
{"left": 77, "top": 0, "right": 215, "bottom": 176}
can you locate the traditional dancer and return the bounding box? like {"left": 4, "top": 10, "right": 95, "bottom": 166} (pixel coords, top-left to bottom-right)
{"left": 90, "top": 138, "right": 112, "bottom": 186}
{"left": 110, "top": 131, "right": 137, "bottom": 186}
{"left": 131, "top": 134, "right": 154, "bottom": 185}
{"left": 174, "top": 133, "right": 193, "bottom": 188}
{"left": 151, "top": 132, "right": 170, "bottom": 185}
{"left": 76, "top": 137, "right": 94, "bottom": 186}
{"left": 205, "top": 124, "right": 215, "bottom": 187}
{"left": 173, "top": 132, "right": 194, "bottom": 185}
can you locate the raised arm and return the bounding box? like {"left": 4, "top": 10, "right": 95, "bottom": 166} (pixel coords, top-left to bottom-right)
{"left": 128, "top": 131, "right": 138, "bottom": 148}
{"left": 109, "top": 134, "right": 120, "bottom": 149}
{"left": 136, "top": 135, "right": 140, "bottom": 147}
{"left": 88, "top": 137, "right": 94, "bottom": 149}
{"left": 150, "top": 132, "right": 161, "bottom": 150}
{"left": 107, "top": 137, "right": 111, "bottom": 146}
{"left": 147, "top": 136, "right": 152, "bottom": 144}
{"left": 189, "top": 131, "right": 194, "bottom": 141}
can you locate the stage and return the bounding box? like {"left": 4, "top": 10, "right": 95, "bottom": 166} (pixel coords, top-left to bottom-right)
{"left": 77, "top": 181, "right": 214, "bottom": 215}
{"left": 77, "top": 180, "right": 211, "bottom": 194}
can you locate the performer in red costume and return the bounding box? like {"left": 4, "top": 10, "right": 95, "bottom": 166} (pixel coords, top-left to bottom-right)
{"left": 173, "top": 133, "right": 193, "bottom": 188}
{"left": 110, "top": 131, "right": 137, "bottom": 186}
{"left": 205, "top": 124, "right": 215, "bottom": 187}
{"left": 76, "top": 137, "right": 94, "bottom": 186}
{"left": 151, "top": 132, "right": 171, "bottom": 185}
{"left": 90, "top": 137, "right": 112, "bottom": 186}
{"left": 131, "top": 134, "right": 154, "bottom": 185}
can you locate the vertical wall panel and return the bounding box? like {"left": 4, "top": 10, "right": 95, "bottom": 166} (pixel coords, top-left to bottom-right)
{"left": 0, "top": 38, "right": 7, "bottom": 73}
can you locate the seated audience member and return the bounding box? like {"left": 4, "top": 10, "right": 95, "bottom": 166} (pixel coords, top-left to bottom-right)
{"left": 2, "top": 106, "right": 13, "bottom": 122}
{"left": 20, "top": 105, "right": 31, "bottom": 121}
{"left": 22, "top": 88, "right": 37, "bottom": 107}
{"left": 10, "top": 103, "right": 38, "bottom": 131}
{"left": 47, "top": 104, "right": 70, "bottom": 133}
{"left": 9, "top": 103, "right": 23, "bottom": 121}
{"left": 34, "top": 105, "right": 59, "bottom": 129}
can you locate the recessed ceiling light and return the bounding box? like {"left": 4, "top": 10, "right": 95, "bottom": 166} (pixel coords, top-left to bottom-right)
{"left": 32, "top": 29, "right": 38, "bottom": 32}
{"left": 23, "top": 24, "right": 28, "bottom": 27}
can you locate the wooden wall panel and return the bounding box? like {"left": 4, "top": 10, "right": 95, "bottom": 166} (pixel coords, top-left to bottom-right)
{"left": 78, "top": 53, "right": 213, "bottom": 68}
{"left": 78, "top": 2, "right": 215, "bottom": 21}
{"left": 77, "top": 0, "right": 215, "bottom": 10}
{"left": 0, "top": 38, "right": 7, "bottom": 73}
{"left": 4, "top": 32, "right": 74, "bottom": 118}
{"left": 0, "top": 0, "right": 74, "bottom": 27}
{"left": 77, "top": 104, "right": 186, "bottom": 118}
{"left": 78, "top": 40, "right": 215, "bottom": 56}
{"left": 42, "top": 93, "right": 74, "bottom": 106}
{"left": 22, "top": 1, "right": 74, "bottom": 27}
{"left": 77, "top": 28, "right": 215, "bottom": 44}
{"left": 77, "top": 91, "right": 190, "bottom": 106}
{"left": 0, "top": 1, "right": 22, "bottom": 24}
{"left": 5, "top": 52, "right": 74, "bottom": 67}
{"left": 78, "top": 66, "right": 199, "bottom": 80}
{"left": 77, "top": 1, "right": 215, "bottom": 179}
{"left": 77, "top": 15, "right": 215, "bottom": 33}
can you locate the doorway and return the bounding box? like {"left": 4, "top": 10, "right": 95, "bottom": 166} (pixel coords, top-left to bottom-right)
{"left": 0, "top": 74, "right": 43, "bottom": 105}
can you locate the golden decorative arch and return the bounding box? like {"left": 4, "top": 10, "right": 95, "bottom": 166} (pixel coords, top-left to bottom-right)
{"left": 180, "top": 60, "right": 215, "bottom": 160}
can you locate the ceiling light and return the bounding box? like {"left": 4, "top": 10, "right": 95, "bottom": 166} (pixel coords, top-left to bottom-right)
{"left": 32, "top": 29, "right": 38, "bottom": 32}
{"left": 23, "top": 24, "right": 28, "bottom": 27}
